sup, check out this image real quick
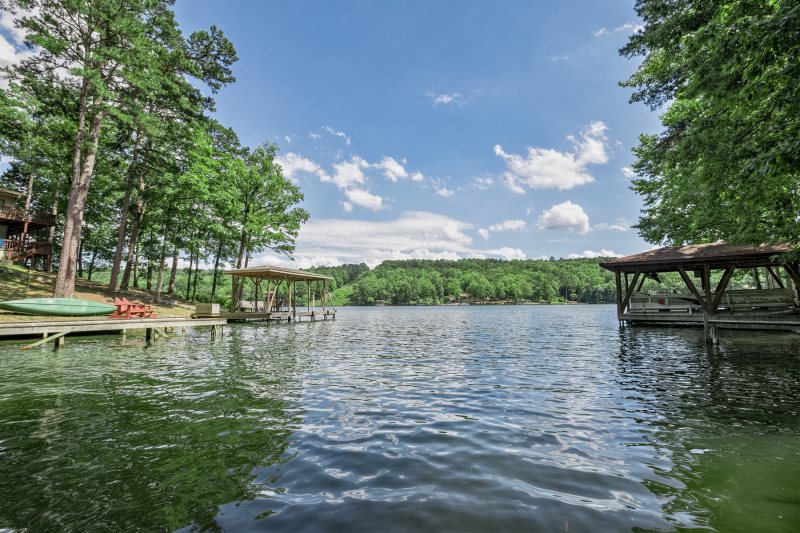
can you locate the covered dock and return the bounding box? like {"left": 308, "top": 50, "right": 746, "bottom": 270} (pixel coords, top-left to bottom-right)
{"left": 600, "top": 243, "right": 800, "bottom": 342}
{"left": 222, "top": 265, "right": 336, "bottom": 322}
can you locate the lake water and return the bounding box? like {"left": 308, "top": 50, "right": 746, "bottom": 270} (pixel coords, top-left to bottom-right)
{"left": 1, "top": 305, "right": 799, "bottom": 532}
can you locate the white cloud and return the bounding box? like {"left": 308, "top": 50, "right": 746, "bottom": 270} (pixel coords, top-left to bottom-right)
{"left": 491, "top": 247, "right": 526, "bottom": 261}
{"left": 0, "top": 10, "right": 35, "bottom": 87}
{"left": 251, "top": 212, "right": 535, "bottom": 268}
{"left": 326, "top": 156, "right": 368, "bottom": 189}
{"left": 537, "top": 201, "right": 590, "bottom": 234}
{"left": 621, "top": 166, "right": 636, "bottom": 178}
{"left": 340, "top": 201, "right": 353, "bottom": 213}
{"left": 410, "top": 171, "right": 425, "bottom": 182}
{"left": 504, "top": 175, "right": 526, "bottom": 194}
{"left": 375, "top": 156, "right": 408, "bottom": 181}
{"left": 284, "top": 135, "right": 292, "bottom": 145}
{"left": 344, "top": 188, "right": 383, "bottom": 211}
{"left": 276, "top": 152, "right": 325, "bottom": 182}
{"left": 488, "top": 219, "right": 526, "bottom": 232}
{"left": 551, "top": 55, "right": 569, "bottom": 62}
{"left": 426, "top": 91, "right": 465, "bottom": 107}
{"left": 308, "top": 132, "right": 322, "bottom": 140}
{"left": 567, "top": 249, "right": 621, "bottom": 259}
{"left": 323, "top": 125, "right": 351, "bottom": 145}
{"left": 594, "top": 219, "right": 630, "bottom": 232}
{"left": 472, "top": 176, "right": 494, "bottom": 190}
{"left": 435, "top": 187, "right": 454, "bottom": 198}
{"left": 478, "top": 228, "right": 489, "bottom": 240}
{"left": 495, "top": 121, "right": 609, "bottom": 192}
{"left": 595, "top": 21, "right": 643, "bottom": 37}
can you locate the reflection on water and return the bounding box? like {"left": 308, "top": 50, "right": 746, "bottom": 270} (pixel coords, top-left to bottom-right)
{"left": 1, "top": 306, "right": 799, "bottom": 532}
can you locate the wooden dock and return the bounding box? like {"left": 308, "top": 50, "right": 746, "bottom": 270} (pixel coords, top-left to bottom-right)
{"left": 0, "top": 317, "right": 228, "bottom": 350}
{"left": 222, "top": 265, "right": 337, "bottom": 321}
{"left": 601, "top": 243, "right": 800, "bottom": 342}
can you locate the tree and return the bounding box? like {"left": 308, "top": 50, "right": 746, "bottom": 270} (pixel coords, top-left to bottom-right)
{"left": 620, "top": 0, "right": 800, "bottom": 250}
{"left": 2, "top": 0, "right": 236, "bottom": 296}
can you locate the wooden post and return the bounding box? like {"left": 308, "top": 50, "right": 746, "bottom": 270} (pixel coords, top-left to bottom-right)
{"left": 614, "top": 271, "right": 623, "bottom": 321}
{"left": 701, "top": 265, "right": 716, "bottom": 344}
{"left": 230, "top": 275, "right": 237, "bottom": 312}
{"left": 146, "top": 328, "right": 153, "bottom": 342}
{"left": 784, "top": 264, "right": 800, "bottom": 302}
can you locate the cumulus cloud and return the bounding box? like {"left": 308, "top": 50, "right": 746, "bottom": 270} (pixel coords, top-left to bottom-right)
{"left": 0, "top": 10, "right": 35, "bottom": 87}
{"left": 478, "top": 228, "right": 490, "bottom": 240}
{"left": 340, "top": 201, "right": 353, "bottom": 213}
{"left": 426, "top": 91, "right": 465, "bottom": 107}
{"left": 495, "top": 121, "right": 609, "bottom": 192}
{"left": 567, "top": 249, "right": 621, "bottom": 259}
{"left": 435, "top": 187, "right": 454, "bottom": 198}
{"left": 488, "top": 219, "right": 526, "bottom": 232}
{"left": 344, "top": 188, "right": 383, "bottom": 211}
{"left": 621, "top": 166, "right": 636, "bottom": 178}
{"left": 322, "top": 125, "right": 351, "bottom": 145}
{"left": 326, "top": 156, "right": 368, "bottom": 189}
{"left": 308, "top": 132, "right": 322, "bottom": 140}
{"left": 375, "top": 156, "right": 407, "bottom": 181}
{"left": 410, "top": 171, "right": 425, "bottom": 182}
{"left": 537, "top": 201, "right": 590, "bottom": 234}
{"left": 491, "top": 247, "right": 526, "bottom": 261}
{"left": 276, "top": 152, "right": 326, "bottom": 182}
{"left": 251, "top": 212, "right": 536, "bottom": 268}
{"left": 595, "top": 21, "right": 644, "bottom": 37}
{"left": 594, "top": 219, "right": 630, "bottom": 232}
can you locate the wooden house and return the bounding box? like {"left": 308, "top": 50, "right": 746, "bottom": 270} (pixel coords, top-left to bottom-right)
{"left": 0, "top": 188, "right": 56, "bottom": 268}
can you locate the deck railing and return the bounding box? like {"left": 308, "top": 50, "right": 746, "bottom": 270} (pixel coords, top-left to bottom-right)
{"left": 0, "top": 239, "right": 52, "bottom": 256}
{"left": 0, "top": 205, "right": 57, "bottom": 226}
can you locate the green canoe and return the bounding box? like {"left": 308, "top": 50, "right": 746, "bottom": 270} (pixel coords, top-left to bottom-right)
{"left": 0, "top": 298, "right": 116, "bottom": 316}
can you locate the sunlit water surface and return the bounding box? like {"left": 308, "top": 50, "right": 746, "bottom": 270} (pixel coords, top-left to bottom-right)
{"left": 1, "top": 306, "right": 799, "bottom": 532}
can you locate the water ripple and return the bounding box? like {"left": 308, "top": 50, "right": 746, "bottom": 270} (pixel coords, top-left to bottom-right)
{"left": 1, "top": 306, "right": 800, "bottom": 531}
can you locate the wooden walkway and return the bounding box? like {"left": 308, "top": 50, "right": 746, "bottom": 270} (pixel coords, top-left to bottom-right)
{"left": 0, "top": 317, "right": 227, "bottom": 350}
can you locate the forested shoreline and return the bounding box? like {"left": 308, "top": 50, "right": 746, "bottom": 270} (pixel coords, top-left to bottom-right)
{"left": 87, "top": 257, "right": 618, "bottom": 306}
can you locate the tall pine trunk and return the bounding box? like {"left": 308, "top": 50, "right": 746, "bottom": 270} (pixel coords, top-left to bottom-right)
{"left": 45, "top": 202, "right": 57, "bottom": 272}
{"left": 77, "top": 238, "right": 84, "bottom": 277}
{"left": 167, "top": 249, "right": 178, "bottom": 295}
{"left": 185, "top": 248, "right": 194, "bottom": 301}
{"left": 154, "top": 224, "right": 168, "bottom": 303}
{"left": 210, "top": 240, "right": 223, "bottom": 301}
{"left": 107, "top": 127, "right": 143, "bottom": 295}
{"left": 87, "top": 250, "right": 97, "bottom": 280}
{"left": 120, "top": 169, "right": 147, "bottom": 291}
{"left": 191, "top": 258, "right": 199, "bottom": 302}
{"left": 54, "top": 80, "right": 106, "bottom": 297}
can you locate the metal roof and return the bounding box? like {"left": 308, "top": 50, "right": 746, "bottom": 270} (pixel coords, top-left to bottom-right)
{"left": 224, "top": 264, "right": 333, "bottom": 281}
{"left": 600, "top": 242, "right": 792, "bottom": 272}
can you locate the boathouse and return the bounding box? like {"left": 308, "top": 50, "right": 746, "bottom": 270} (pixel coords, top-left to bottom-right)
{"left": 221, "top": 265, "right": 336, "bottom": 321}
{"left": 600, "top": 243, "right": 800, "bottom": 342}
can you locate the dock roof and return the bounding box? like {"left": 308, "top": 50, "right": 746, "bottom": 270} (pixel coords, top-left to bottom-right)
{"left": 224, "top": 264, "right": 333, "bottom": 281}
{"left": 600, "top": 242, "right": 791, "bottom": 272}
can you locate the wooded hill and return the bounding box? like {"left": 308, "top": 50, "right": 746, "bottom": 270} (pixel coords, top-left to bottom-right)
{"left": 86, "top": 257, "right": 638, "bottom": 307}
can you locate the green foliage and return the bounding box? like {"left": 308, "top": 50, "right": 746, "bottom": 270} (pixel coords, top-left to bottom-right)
{"left": 621, "top": 0, "right": 800, "bottom": 250}
{"left": 345, "top": 258, "right": 619, "bottom": 305}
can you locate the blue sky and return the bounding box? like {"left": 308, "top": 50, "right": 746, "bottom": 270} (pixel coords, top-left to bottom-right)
{"left": 4, "top": 1, "right": 663, "bottom": 268}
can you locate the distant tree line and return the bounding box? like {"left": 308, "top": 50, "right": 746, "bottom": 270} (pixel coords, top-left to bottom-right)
{"left": 342, "top": 258, "right": 620, "bottom": 305}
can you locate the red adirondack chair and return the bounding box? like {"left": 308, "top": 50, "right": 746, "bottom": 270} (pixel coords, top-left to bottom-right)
{"left": 110, "top": 297, "right": 157, "bottom": 319}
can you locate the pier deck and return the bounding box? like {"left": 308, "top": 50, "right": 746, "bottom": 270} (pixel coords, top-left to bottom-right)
{"left": 0, "top": 317, "right": 227, "bottom": 349}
